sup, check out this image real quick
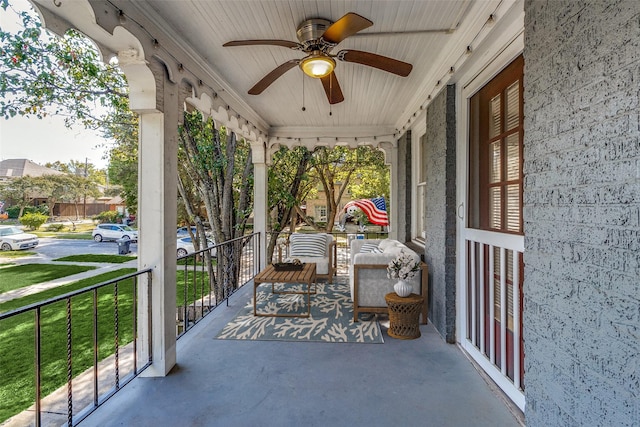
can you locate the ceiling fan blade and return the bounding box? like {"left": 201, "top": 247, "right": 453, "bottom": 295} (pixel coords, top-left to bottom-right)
{"left": 320, "top": 72, "right": 344, "bottom": 104}
{"left": 223, "top": 39, "right": 302, "bottom": 50}
{"left": 248, "top": 60, "right": 300, "bottom": 95}
{"left": 321, "top": 12, "right": 373, "bottom": 44}
{"left": 337, "top": 49, "right": 413, "bottom": 77}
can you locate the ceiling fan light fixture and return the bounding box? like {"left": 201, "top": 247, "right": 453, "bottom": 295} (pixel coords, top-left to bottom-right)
{"left": 300, "top": 53, "right": 335, "bottom": 78}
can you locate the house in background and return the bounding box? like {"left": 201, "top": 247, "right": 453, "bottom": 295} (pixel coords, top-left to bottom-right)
{"left": 303, "top": 182, "right": 355, "bottom": 226}
{"left": 20, "top": 1, "right": 640, "bottom": 425}
{"left": 0, "top": 158, "right": 64, "bottom": 182}
{"left": 0, "top": 158, "right": 123, "bottom": 218}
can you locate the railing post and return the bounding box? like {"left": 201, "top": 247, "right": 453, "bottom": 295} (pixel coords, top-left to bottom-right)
{"left": 34, "top": 307, "right": 41, "bottom": 427}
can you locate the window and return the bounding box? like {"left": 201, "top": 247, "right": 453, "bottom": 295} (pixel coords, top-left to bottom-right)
{"left": 469, "top": 56, "right": 523, "bottom": 234}
{"left": 315, "top": 205, "right": 327, "bottom": 222}
{"left": 416, "top": 133, "right": 427, "bottom": 240}
{"left": 411, "top": 111, "right": 427, "bottom": 243}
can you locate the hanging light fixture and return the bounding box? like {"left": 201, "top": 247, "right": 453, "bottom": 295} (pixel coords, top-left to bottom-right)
{"left": 299, "top": 51, "right": 335, "bottom": 78}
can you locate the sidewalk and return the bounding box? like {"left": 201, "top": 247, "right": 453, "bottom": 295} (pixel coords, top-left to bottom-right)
{"left": 0, "top": 259, "right": 138, "bottom": 304}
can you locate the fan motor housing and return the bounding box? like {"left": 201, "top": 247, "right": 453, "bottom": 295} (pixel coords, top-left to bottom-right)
{"left": 296, "top": 18, "right": 332, "bottom": 48}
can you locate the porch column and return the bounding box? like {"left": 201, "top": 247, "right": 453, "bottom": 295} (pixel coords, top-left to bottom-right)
{"left": 388, "top": 145, "right": 399, "bottom": 240}
{"left": 137, "top": 112, "right": 178, "bottom": 376}
{"left": 251, "top": 141, "right": 268, "bottom": 269}
{"left": 127, "top": 56, "right": 179, "bottom": 377}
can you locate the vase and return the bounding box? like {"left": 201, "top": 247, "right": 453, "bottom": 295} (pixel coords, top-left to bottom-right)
{"left": 394, "top": 279, "right": 412, "bottom": 297}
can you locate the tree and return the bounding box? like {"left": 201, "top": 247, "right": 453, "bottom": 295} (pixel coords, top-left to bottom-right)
{"left": 348, "top": 165, "right": 390, "bottom": 201}
{"left": 266, "top": 146, "right": 312, "bottom": 259}
{"left": 0, "top": 2, "right": 129, "bottom": 130}
{"left": 103, "top": 105, "right": 139, "bottom": 213}
{"left": 178, "top": 111, "right": 253, "bottom": 301}
{"left": 46, "top": 159, "right": 107, "bottom": 185}
{"left": 299, "top": 146, "right": 388, "bottom": 232}
{"left": 33, "top": 174, "right": 73, "bottom": 215}
{"left": 0, "top": 175, "right": 40, "bottom": 217}
{"left": 1, "top": 3, "right": 137, "bottom": 211}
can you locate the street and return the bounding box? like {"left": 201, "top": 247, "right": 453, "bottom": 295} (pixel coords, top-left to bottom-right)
{"left": 27, "top": 237, "right": 138, "bottom": 261}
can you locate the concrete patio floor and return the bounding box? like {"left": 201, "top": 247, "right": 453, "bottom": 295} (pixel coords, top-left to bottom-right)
{"left": 83, "top": 279, "right": 524, "bottom": 427}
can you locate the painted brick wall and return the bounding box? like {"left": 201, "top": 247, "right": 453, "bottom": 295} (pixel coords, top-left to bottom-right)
{"left": 424, "top": 85, "right": 457, "bottom": 342}
{"left": 523, "top": 1, "right": 640, "bottom": 425}
{"left": 396, "top": 131, "right": 412, "bottom": 242}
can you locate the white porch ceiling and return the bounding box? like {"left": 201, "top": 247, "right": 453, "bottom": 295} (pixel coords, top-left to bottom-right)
{"left": 118, "top": 0, "right": 505, "bottom": 141}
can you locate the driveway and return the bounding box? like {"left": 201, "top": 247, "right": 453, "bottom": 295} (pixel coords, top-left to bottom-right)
{"left": 9, "top": 237, "right": 138, "bottom": 263}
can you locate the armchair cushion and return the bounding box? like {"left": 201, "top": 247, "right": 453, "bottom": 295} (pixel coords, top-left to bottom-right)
{"left": 283, "top": 233, "right": 336, "bottom": 282}
{"left": 289, "top": 233, "right": 327, "bottom": 257}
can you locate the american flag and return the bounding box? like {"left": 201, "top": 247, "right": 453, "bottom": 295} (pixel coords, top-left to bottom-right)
{"left": 344, "top": 197, "right": 389, "bottom": 226}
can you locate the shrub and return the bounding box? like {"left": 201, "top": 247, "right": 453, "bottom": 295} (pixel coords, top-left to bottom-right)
{"left": 19, "top": 213, "right": 48, "bottom": 230}
{"left": 5, "top": 205, "right": 48, "bottom": 219}
{"left": 45, "top": 223, "right": 66, "bottom": 232}
{"left": 5, "top": 206, "right": 20, "bottom": 219}
{"left": 93, "top": 210, "right": 120, "bottom": 224}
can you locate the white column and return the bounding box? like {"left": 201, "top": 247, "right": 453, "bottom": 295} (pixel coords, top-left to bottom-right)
{"left": 137, "top": 111, "right": 177, "bottom": 376}
{"left": 388, "top": 145, "right": 399, "bottom": 240}
{"left": 251, "top": 141, "right": 268, "bottom": 269}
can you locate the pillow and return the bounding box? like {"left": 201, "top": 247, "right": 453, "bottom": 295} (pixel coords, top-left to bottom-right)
{"left": 289, "top": 233, "right": 327, "bottom": 257}
{"left": 359, "top": 242, "right": 382, "bottom": 253}
{"left": 378, "top": 239, "right": 397, "bottom": 251}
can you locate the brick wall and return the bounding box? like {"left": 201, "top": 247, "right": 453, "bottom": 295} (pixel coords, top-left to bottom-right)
{"left": 424, "top": 85, "right": 457, "bottom": 342}
{"left": 523, "top": 1, "right": 640, "bottom": 425}
{"left": 396, "top": 131, "right": 412, "bottom": 242}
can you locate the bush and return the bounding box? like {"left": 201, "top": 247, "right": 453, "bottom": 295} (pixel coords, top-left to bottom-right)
{"left": 5, "top": 205, "right": 48, "bottom": 219}
{"left": 93, "top": 210, "right": 120, "bottom": 224}
{"left": 5, "top": 206, "right": 20, "bottom": 219}
{"left": 45, "top": 223, "right": 66, "bottom": 232}
{"left": 19, "top": 213, "right": 48, "bottom": 230}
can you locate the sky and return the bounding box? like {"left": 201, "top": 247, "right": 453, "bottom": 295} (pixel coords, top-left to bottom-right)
{"left": 0, "top": 0, "right": 111, "bottom": 169}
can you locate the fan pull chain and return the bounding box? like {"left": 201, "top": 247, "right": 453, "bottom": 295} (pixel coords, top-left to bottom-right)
{"left": 301, "top": 73, "right": 306, "bottom": 112}
{"left": 329, "top": 76, "right": 333, "bottom": 116}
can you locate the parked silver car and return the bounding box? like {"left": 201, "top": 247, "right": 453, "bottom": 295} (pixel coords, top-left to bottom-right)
{"left": 176, "top": 236, "right": 216, "bottom": 257}
{"left": 0, "top": 225, "right": 39, "bottom": 251}
{"left": 92, "top": 224, "right": 138, "bottom": 242}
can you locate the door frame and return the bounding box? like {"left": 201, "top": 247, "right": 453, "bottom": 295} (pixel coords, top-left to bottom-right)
{"left": 455, "top": 17, "right": 526, "bottom": 410}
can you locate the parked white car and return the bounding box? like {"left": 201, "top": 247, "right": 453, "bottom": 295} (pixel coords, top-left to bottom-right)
{"left": 92, "top": 224, "right": 138, "bottom": 242}
{"left": 176, "top": 236, "right": 216, "bottom": 257}
{"left": 177, "top": 226, "right": 212, "bottom": 238}
{"left": 0, "top": 225, "right": 39, "bottom": 251}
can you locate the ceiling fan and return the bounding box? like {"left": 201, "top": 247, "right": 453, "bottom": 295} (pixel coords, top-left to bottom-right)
{"left": 223, "top": 12, "right": 413, "bottom": 105}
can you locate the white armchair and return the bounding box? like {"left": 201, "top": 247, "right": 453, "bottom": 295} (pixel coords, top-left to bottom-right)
{"left": 279, "top": 233, "right": 337, "bottom": 283}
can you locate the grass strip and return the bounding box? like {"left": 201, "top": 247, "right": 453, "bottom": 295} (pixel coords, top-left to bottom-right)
{"left": 0, "top": 264, "right": 96, "bottom": 294}
{"left": 53, "top": 254, "right": 137, "bottom": 264}
{"left": 54, "top": 233, "right": 94, "bottom": 240}
{"left": 34, "top": 232, "right": 93, "bottom": 240}
{"left": 0, "top": 251, "right": 37, "bottom": 259}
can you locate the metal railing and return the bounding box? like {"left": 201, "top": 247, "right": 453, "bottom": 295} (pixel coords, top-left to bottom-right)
{"left": 267, "top": 230, "right": 388, "bottom": 275}
{"left": 0, "top": 269, "right": 153, "bottom": 427}
{"left": 176, "top": 232, "right": 260, "bottom": 337}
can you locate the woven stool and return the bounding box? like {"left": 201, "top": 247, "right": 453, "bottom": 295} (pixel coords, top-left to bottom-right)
{"left": 385, "top": 292, "right": 425, "bottom": 339}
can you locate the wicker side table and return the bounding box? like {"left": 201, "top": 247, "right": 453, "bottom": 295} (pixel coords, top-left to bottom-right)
{"left": 385, "top": 292, "right": 425, "bottom": 339}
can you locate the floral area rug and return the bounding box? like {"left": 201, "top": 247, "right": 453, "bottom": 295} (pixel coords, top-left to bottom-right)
{"left": 216, "top": 281, "right": 383, "bottom": 343}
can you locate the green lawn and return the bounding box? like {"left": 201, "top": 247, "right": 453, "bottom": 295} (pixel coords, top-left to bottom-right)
{"left": 0, "top": 264, "right": 96, "bottom": 294}
{"left": 33, "top": 231, "right": 93, "bottom": 239}
{"left": 54, "top": 254, "right": 137, "bottom": 263}
{"left": 0, "top": 268, "right": 137, "bottom": 423}
{"left": 0, "top": 251, "right": 37, "bottom": 259}
{"left": 0, "top": 268, "right": 210, "bottom": 423}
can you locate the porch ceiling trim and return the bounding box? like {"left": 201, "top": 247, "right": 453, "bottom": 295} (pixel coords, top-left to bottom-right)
{"left": 111, "top": 0, "right": 271, "bottom": 134}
